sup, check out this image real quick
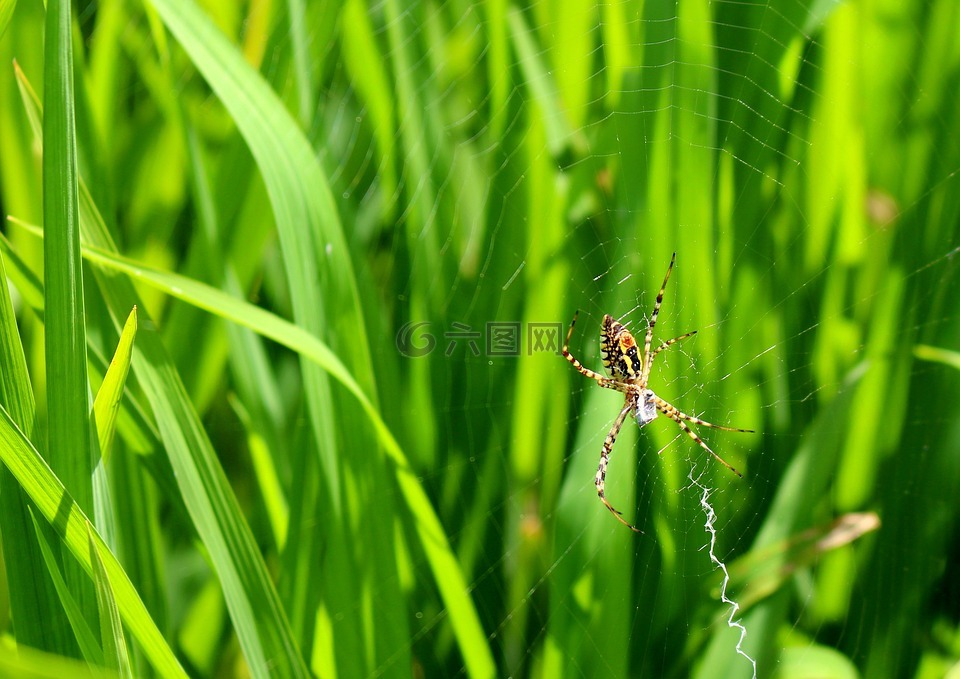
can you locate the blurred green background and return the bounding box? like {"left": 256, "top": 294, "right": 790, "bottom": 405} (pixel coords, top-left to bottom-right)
{"left": 1, "top": 0, "right": 959, "bottom": 677}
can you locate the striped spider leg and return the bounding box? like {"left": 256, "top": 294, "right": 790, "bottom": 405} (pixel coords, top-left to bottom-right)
{"left": 562, "top": 253, "right": 754, "bottom": 532}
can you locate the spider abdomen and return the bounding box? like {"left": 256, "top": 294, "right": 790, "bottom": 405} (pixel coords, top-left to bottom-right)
{"left": 601, "top": 314, "right": 642, "bottom": 381}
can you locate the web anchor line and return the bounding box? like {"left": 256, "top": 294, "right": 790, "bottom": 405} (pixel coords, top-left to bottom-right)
{"left": 689, "top": 469, "right": 758, "bottom": 679}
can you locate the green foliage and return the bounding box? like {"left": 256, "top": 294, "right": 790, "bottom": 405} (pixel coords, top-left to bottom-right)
{"left": 1, "top": 0, "right": 959, "bottom": 677}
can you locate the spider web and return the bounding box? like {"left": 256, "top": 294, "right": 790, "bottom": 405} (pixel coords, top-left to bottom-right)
{"left": 2, "top": 0, "right": 959, "bottom": 675}
{"left": 289, "top": 0, "right": 960, "bottom": 676}
{"left": 27, "top": 0, "right": 951, "bottom": 676}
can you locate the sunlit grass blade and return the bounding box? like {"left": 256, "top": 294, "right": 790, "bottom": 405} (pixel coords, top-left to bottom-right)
{"left": 230, "top": 396, "right": 288, "bottom": 550}
{"left": 88, "top": 524, "right": 133, "bottom": 677}
{"left": 285, "top": 0, "right": 313, "bottom": 124}
{"left": 10, "top": 218, "right": 371, "bottom": 415}
{"left": 914, "top": 343, "right": 960, "bottom": 372}
{"left": 0, "top": 257, "right": 31, "bottom": 403}
{"left": 0, "top": 643, "right": 121, "bottom": 679}
{"left": 31, "top": 509, "right": 104, "bottom": 666}
{"left": 93, "top": 307, "right": 136, "bottom": 464}
{"left": 2, "top": 229, "right": 179, "bottom": 676}
{"left": 0, "top": 0, "right": 15, "bottom": 40}
{"left": 340, "top": 0, "right": 397, "bottom": 215}
{"left": 0, "top": 406, "right": 186, "bottom": 678}
{"left": 0, "top": 232, "right": 182, "bottom": 505}
{"left": 0, "top": 235, "right": 67, "bottom": 654}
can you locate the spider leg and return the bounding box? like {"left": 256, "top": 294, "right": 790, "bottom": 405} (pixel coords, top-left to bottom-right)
{"left": 654, "top": 396, "right": 754, "bottom": 433}
{"left": 595, "top": 399, "right": 643, "bottom": 533}
{"left": 641, "top": 252, "right": 677, "bottom": 384}
{"left": 646, "top": 330, "right": 697, "bottom": 374}
{"left": 563, "top": 310, "right": 629, "bottom": 393}
{"left": 654, "top": 397, "right": 744, "bottom": 477}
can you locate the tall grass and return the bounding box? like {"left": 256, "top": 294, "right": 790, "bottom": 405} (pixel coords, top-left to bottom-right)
{"left": 1, "top": 0, "right": 959, "bottom": 677}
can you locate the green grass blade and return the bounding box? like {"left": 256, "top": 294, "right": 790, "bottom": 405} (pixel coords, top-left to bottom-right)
{"left": 149, "top": 0, "right": 363, "bottom": 515}
{"left": 107, "top": 445, "right": 169, "bottom": 678}
{"left": 0, "top": 246, "right": 37, "bottom": 439}
{"left": 507, "top": 6, "right": 573, "bottom": 157}
{"left": 15, "top": 217, "right": 496, "bottom": 678}
{"left": 230, "top": 397, "right": 288, "bottom": 550}
{"left": 31, "top": 509, "right": 104, "bottom": 666}
{"left": 91, "top": 0, "right": 493, "bottom": 666}
{"left": 0, "top": 406, "right": 186, "bottom": 678}
{"left": 14, "top": 59, "right": 312, "bottom": 675}
{"left": 285, "top": 0, "right": 313, "bottom": 125}
{"left": 0, "top": 644, "right": 120, "bottom": 679}
{"left": 12, "top": 219, "right": 371, "bottom": 422}
{"left": 94, "top": 292, "right": 308, "bottom": 678}
{"left": 42, "top": 0, "right": 96, "bottom": 648}
{"left": 0, "top": 230, "right": 44, "bottom": 311}
{"left": 88, "top": 525, "right": 134, "bottom": 678}
{"left": 503, "top": 116, "right": 573, "bottom": 668}
{"left": 548, "top": 384, "right": 639, "bottom": 677}
{"left": 0, "top": 234, "right": 69, "bottom": 654}
{"left": 132, "top": 4, "right": 375, "bottom": 668}
{"left": 28, "top": 226, "right": 381, "bottom": 463}
{"left": 93, "top": 307, "right": 137, "bottom": 464}
{"left": 139, "top": 19, "right": 407, "bottom": 667}
{"left": 42, "top": 0, "right": 91, "bottom": 500}
{"left": 0, "top": 232, "right": 182, "bottom": 506}
{"left": 1, "top": 234, "right": 179, "bottom": 675}
{"left": 340, "top": 0, "right": 397, "bottom": 215}
{"left": 68, "top": 235, "right": 372, "bottom": 408}
{"left": 914, "top": 343, "right": 960, "bottom": 372}
{"left": 0, "top": 0, "right": 15, "bottom": 40}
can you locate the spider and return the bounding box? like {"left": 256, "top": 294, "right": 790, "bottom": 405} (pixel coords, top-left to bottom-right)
{"left": 562, "top": 252, "right": 753, "bottom": 532}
